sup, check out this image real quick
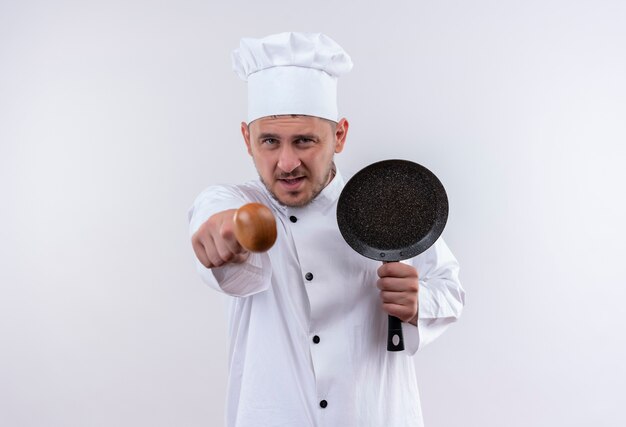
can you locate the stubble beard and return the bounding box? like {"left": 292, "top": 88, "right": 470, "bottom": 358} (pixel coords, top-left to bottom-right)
{"left": 258, "top": 160, "right": 336, "bottom": 208}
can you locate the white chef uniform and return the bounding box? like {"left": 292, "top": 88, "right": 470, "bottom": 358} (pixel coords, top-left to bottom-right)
{"left": 188, "top": 170, "right": 465, "bottom": 427}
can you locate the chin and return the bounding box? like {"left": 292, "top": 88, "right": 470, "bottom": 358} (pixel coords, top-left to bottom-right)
{"left": 269, "top": 186, "right": 310, "bottom": 207}
{"left": 261, "top": 177, "right": 319, "bottom": 207}
{"left": 277, "top": 193, "right": 311, "bottom": 207}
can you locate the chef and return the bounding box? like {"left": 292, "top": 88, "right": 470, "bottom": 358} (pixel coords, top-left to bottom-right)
{"left": 188, "top": 32, "right": 465, "bottom": 427}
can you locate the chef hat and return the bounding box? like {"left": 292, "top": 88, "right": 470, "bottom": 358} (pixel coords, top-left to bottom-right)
{"left": 232, "top": 32, "right": 353, "bottom": 123}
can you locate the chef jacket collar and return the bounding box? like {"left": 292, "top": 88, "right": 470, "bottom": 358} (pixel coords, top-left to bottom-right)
{"left": 260, "top": 169, "right": 345, "bottom": 217}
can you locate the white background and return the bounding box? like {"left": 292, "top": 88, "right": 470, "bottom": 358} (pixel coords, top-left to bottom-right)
{"left": 2, "top": 0, "right": 625, "bottom": 426}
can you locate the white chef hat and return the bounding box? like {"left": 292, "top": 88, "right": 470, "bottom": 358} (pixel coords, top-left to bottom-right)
{"left": 232, "top": 32, "right": 353, "bottom": 123}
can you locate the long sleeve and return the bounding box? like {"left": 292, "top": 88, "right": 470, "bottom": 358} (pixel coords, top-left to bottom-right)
{"left": 401, "top": 237, "right": 465, "bottom": 355}
{"left": 187, "top": 184, "right": 272, "bottom": 297}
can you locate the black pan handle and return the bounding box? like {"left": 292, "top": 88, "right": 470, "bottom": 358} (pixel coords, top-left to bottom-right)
{"left": 383, "top": 261, "right": 405, "bottom": 352}
{"left": 387, "top": 315, "right": 405, "bottom": 351}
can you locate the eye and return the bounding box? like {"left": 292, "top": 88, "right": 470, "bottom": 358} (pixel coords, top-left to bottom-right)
{"left": 261, "top": 138, "right": 278, "bottom": 145}
{"left": 296, "top": 138, "right": 314, "bottom": 144}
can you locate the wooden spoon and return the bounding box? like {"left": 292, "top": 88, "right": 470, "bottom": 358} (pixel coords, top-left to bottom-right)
{"left": 233, "top": 203, "right": 277, "bottom": 252}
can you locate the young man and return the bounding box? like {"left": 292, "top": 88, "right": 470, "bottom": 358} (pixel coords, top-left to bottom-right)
{"left": 189, "top": 32, "right": 465, "bottom": 427}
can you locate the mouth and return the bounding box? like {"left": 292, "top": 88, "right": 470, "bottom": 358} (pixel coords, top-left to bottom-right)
{"left": 277, "top": 176, "right": 306, "bottom": 191}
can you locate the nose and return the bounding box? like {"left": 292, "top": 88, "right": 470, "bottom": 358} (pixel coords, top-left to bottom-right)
{"left": 277, "top": 144, "right": 301, "bottom": 173}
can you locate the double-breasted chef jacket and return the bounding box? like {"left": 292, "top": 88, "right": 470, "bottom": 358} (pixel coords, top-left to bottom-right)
{"left": 188, "top": 170, "right": 465, "bottom": 427}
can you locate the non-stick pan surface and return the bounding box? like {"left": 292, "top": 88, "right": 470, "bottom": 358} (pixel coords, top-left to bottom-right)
{"left": 337, "top": 159, "right": 448, "bottom": 262}
{"left": 336, "top": 159, "right": 449, "bottom": 351}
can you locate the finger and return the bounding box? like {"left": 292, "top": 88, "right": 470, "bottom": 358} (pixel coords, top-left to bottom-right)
{"left": 377, "top": 262, "right": 419, "bottom": 279}
{"left": 219, "top": 219, "right": 248, "bottom": 254}
{"left": 379, "top": 290, "right": 418, "bottom": 307}
{"left": 231, "top": 252, "right": 250, "bottom": 264}
{"left": 191, "top": 235, "right": 211, "bottom": 268}
{"left": 200, "top": 233, "right": 227, "bottom": 267}
{"left": 377, "top": 277, "right": 419, "bottom": 293}
{"left": 222, "top": 228, "right": 247, "bottom": 255}
{"left": 214, "top": 235, "right": 238, "bottom": 265}
{"left": 381, "top": 303, "right": 415, "bottom": 323}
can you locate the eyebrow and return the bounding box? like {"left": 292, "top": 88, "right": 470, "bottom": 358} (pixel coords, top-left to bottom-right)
{"left": 258, "top": 133, "right": 280, "bottom": 139}
{"left": 293, "top": 134, "right": 319, "bottom": 141}
{"left": 256, "top": 133, "right": 319, "bottom": 141}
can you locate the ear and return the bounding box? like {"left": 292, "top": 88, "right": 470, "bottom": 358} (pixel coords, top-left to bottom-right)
{"left": 334, "top": 118, "right": 349, "bottom": 154}
{"left": 241, "top": 121, "right": 252, "bottom": 156}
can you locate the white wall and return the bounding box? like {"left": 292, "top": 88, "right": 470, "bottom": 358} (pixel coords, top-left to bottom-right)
{"left": 1, "top": 1, "right": 625, "bottom": 426}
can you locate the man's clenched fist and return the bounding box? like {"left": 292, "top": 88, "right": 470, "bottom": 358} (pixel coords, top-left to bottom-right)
{"left": 377, "top": 262, "right": 419, "bottom": 325}
{"left": 192, "top": 209, "right": 250, "bottom": 268}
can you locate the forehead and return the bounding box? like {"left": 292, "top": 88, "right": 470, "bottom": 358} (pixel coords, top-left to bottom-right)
{"left": 249, "top": 115, "right": 331, "bottom": 135}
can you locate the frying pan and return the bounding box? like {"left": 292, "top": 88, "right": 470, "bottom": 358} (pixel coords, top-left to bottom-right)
{"left": 337, "top": 159, "right": 448, "bottom": 351}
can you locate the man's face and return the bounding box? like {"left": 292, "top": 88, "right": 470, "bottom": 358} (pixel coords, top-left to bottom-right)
{"left": 241, "top": 115, "right": 349, "bottom": 207}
